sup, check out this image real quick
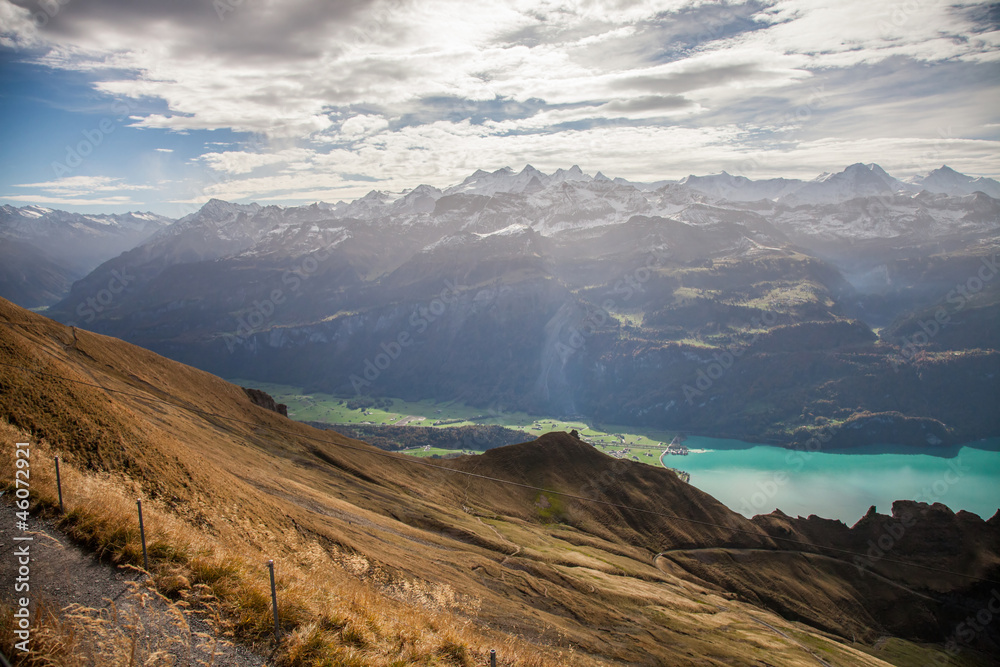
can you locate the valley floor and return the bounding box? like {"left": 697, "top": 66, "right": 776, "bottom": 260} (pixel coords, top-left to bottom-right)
{"left": 227, "top": 379, "right": 688, "bottom": 468}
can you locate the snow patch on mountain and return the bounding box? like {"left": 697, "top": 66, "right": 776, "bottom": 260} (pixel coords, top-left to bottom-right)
{"left": 475, "top": 222, "right": 529, "bottom": 238}
{"left": 907, "top": 166, "right": 1000, "bottom": 198}
{"left": 779, "top": 163, "right": 914, "bottom": 206}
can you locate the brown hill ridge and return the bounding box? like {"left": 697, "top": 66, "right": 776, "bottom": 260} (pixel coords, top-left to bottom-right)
{"left": 0, "top": 296, "right": 997, "bottom": 665}
{"left": 449, "top": 432, "right": 766, "bottom": 551}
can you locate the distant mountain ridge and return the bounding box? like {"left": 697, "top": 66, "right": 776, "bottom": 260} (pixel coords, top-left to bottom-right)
{"left": 144, "top": 162, "right": 1000, "bottom": 248}
{"left": 433, "top": 162, "right": 1000, "bottom": 204}
{"left": 430, "top": 162, "right": 1000, "bottom": 203}
{"left": 2, "top": 162, "right": 997, "bottom": 449}
{"left": 30, "top": 162, "right": 999, "bottom": 449}
{"left": 907, "top": 165, "right": 1000, "bottom": 198}
{"left": 0, "top": 204, "right": 171, "bottom": 307}
{"left": 0, "top": 204, "right": 170, "bottom": 263}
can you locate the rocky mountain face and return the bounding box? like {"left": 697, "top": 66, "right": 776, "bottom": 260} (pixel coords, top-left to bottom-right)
{"left": 0, "top": 205, "right": 171, "bottom": 307}
{"left": 38, "top": 163, "right": 1000, "bottom": 447}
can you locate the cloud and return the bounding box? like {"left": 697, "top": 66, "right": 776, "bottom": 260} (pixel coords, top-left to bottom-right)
{"left": 2, "top": 1, "right": 812, "bottom": 138}
{"left": 602, "top": 94, "right": 694, "bottom": 113}
{"left": 0, "top": 0, "right": 39, "bottom": 48}
{"left": 613, "top": 62, "right": 786, "bottom": 95}
{"left": 13, "top": 175, "right": 154, "bottom": 195}
{"left": 200, "top": 148, "right": 314, "bottom": 174}
{"left": 7, "top": 0, "right": 380, "bottom": 59}
{"left": 182, "top": 171, "right": 348, "bottom": 203}
{"left": 1, "top": 193, "right": 141, "bottom": 206}
{"left": 1, "top": 0, "right": 997, "bottom": 211}
{"left": 154, "top": 148, "right": 174, "bottom": 152}
{"left": 729, "top": 0, "right": 1000, "bottom": 66}
{"left": 339, "top": 114, "right": 390, "bottom": 139}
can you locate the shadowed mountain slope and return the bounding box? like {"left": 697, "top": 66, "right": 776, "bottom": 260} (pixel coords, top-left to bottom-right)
{"left": 34, "top": 165, "right": 1000, "bottom": 448}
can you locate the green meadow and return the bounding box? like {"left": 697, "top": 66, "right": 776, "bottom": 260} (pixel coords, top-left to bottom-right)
{"left": 228, "top": 379, "right": 684, "bottom": 470}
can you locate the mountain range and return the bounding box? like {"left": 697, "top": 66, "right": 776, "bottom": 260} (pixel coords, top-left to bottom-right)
{"left": 0, "top": 205, "right": 170, "bottom": 307}
{"left": 3, "top": 163, "right": 999, "bottom": 448}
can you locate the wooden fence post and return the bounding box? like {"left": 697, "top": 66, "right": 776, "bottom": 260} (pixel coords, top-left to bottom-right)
{"left": 137, "top": 499, "right": 149, "bottom": 571}
{"left": 268, "top": 560, "right": 280, "bottom": 642}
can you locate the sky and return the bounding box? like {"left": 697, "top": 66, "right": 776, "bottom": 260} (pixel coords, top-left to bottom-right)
{"left": 0, "top": 0, "right": 998, "bottom": 216}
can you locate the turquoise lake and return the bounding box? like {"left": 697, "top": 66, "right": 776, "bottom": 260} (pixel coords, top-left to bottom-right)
{"left": 676, "top": 436, "right": 1000, "bottom": 524}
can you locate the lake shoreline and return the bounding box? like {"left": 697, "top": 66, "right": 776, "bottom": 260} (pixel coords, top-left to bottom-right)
{"left": 679, "top": 434, "right": 1000, "bottom": 458}
{"left": 679, "top": 438, "right": 1000, "bottom": 522}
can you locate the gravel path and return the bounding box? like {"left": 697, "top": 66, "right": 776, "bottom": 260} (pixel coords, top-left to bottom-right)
{"left": 0, "top": 500, "right": 270, "bottom": 666}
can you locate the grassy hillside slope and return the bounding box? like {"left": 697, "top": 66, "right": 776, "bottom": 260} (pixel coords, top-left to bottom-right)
{"left": 0, "top": 297, "right": 994, "bottom": 665}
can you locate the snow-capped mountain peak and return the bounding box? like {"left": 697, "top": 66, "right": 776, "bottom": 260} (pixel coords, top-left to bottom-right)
{"left": 551, "top": 165, "right": 590, "bottom": 184}
{"left": 910, "top": 165, "right": 1000, "bottom": 198}
{"left": 0, "top": 204, "right": 173, "bottom": 282}
{"left": 338, "top": 190, "right": 394, "bottom": 219}
{"left": 445, "top": 165, "right": 595, "bottom": 197}
{"left": 21, "top": 205, "right": 56, "bottom": 218}
{"left": 780, "top": 163, "right": 911, "bottom": 206}
{"left": 197, "top": 198, "right": 262, "bottom": 219}
{"left": 391, "top": 184, "right": 443, "bottom": 216}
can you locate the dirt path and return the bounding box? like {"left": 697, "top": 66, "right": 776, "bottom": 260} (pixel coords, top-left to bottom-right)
{"left": 0, "top": 500, "right": 269, "bottom": 666}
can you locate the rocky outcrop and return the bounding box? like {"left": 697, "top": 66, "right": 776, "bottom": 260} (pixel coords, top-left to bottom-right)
{"left": 241, "top": 387, "right": 288, "bottom": 417}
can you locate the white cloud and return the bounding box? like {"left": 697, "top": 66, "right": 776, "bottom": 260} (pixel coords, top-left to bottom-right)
{"left": 730, "top": 0, "right": 999, "bottom": 66}
{"left": 1, "top": 193, "right": 140, "bottom": 206}
{"left": 200, "top": 148, "right": 313, "bottom": 174}
{"left": 338, "top": 114, "right": 390, "bottom": 139}
{"left": 13, "top": 175, "right": 154, "bottom": 195}
{"left": 154, "top": 148, "right": 174, "bottom": 152}
{"left": 0, "top": 0, "right": 41, "bottom": 49}
{"left": 2, "top": 0, "right": 997, "bottom": 208}
{"left": 177, "top": 171, "right": 348, "bottom": 203}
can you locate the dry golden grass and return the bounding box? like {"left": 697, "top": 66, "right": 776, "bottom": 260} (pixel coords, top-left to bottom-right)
{"left": 0, "top": 428, "right": 562, "bottom": 666}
